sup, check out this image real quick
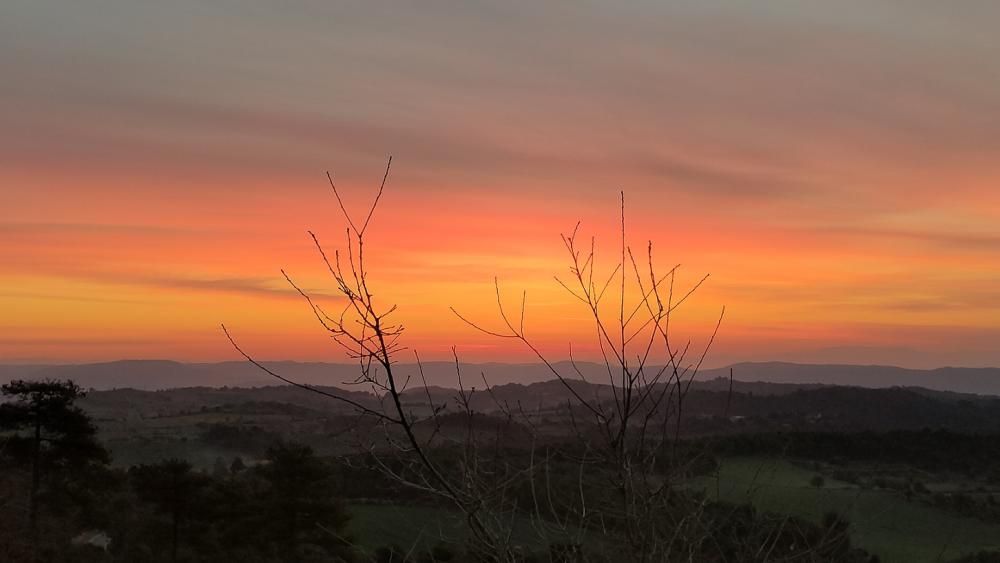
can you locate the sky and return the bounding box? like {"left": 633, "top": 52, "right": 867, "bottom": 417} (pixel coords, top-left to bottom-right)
{"left": 2, "top": 1, "right": 999, "bottom": 368}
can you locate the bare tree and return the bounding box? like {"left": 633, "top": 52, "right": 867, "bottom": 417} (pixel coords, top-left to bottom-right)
{"left": 225, "top": 162, "right": 863, "bottom": 563}
{"left": 224, "top": 158, "right": 523, "bottom": 561}
{"left": 450, "top": 192, "right": 727, "bottom": 561}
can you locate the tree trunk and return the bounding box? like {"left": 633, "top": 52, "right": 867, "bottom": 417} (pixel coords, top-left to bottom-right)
{"left": 29, "top": 416, "right": 41, "bottom": 563}
{"left": 172, "top": 507, "right": 179, "bottom": 563}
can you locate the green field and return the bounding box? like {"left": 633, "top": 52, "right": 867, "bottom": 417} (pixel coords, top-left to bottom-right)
{"left": 699, "top": 458, "right": 1000, "bottom": 563}
{"left": 348, "top": 504, "right": 467, "bottom": 552}
{"left": 347, "top": 503, "right": 593, "bottom": 556}
{"left": 347, "top": 459, "right": 1000, "bottom": 561}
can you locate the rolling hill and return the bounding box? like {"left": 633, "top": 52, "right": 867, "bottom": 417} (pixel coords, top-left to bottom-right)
{"left": 2, "top": 360, "right": 1000, "bottom": 395}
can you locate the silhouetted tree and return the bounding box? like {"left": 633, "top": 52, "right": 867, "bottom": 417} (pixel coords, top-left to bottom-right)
{"left": 251, "top": 444, "right": 353, "bottom": 562}
{"left": 0, "top": 379, "right": 108, "bottom": 561}
{"left": 229, "top": 456, "right": 246, "bottom": 475}
{"left": 129, "top": 459, "right": 209, "bottom": 563}
{"left": 211, "top": 457, "right": 229, "bottom": 480}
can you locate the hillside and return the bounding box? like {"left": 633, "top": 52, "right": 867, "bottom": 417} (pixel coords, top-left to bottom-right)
{"left": 77, "top": 379, "right": 1000, "bottom": 436}
{"left": 4, "top": 360, "right": 1000, "bottom": 395}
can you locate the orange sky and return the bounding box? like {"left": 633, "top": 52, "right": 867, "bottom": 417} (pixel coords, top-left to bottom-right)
{"left": 2, "top": 2, "right": 999, "bottom": 367}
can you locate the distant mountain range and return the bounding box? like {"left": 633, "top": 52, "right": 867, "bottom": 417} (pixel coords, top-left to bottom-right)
{"left": 2, "top": 360, "right": 1000, "bottom": 396}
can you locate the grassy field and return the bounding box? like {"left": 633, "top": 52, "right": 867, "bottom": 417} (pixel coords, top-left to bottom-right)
{"left": 347, "top": 504, "right": 561, "bottom": 555}
{"left": 348, "top": 504, "right": 467, "bottom": 553}
{"left": 699, "top": 458, "right": 1000, "bottom": 563}
{"left": 347, "top": 503, "right": 599, "bottom": 557}
{"left": 348, "top": 459, "right": 1000, "bottom": 561}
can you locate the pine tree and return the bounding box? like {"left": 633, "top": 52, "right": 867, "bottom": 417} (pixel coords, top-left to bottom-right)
{"left": 0, "top": 379, "right": 108, "bottom": 562}
{"left": 129, "top": 459, "right": 209, "bottom": 563}
{"left": 254, "top": 444, "right": 353, "bottom": 562}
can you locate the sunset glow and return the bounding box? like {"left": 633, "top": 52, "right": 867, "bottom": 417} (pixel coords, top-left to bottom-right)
{"left": 3, "top": 2, "right": 999, "bottom": 367}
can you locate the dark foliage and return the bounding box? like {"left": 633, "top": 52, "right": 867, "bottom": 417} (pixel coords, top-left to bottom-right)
{"left": 119, "top": 446, "right": 354, "bottom": 562}
{"left": 950, "top": 551, "right": 1000, "bottom": 563}
{"left": 0, "top": 379, "right": 110, "bottom": 562}
{"left": 705, "top": 430, "right": 1000, "bottom": 475}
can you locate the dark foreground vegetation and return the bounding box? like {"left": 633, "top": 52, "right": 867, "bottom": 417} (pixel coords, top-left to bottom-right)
{"left": 5, "top": 378, "right": 1000, "bottom": 562}
{"left": 0, "top": 379, "right": 877, "bottom": 563}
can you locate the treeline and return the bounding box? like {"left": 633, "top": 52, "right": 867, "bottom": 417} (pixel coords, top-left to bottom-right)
{"left": 104, "top": 446, "right": 352, "bottom": 562}
{"left": 0, "top": 379, "right": 355, "bottom": 562}
{"left": 703, "top": 430, "right": 1000, "bottom": 476}
{"left": 677, "top": 387, "right": 1000, "bottom": 433}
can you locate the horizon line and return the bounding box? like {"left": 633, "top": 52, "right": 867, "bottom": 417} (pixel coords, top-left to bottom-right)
{"left": 3, "top": 358, "right": 1000, "bottom": 371}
